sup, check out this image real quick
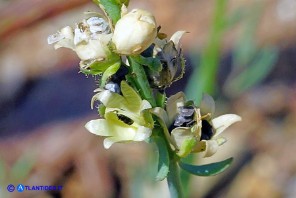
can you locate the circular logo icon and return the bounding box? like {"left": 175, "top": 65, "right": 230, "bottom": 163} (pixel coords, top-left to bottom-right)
{"left": 7, "top": 184, "right": 15, "bottom": 192}
{"left": 17, "top": 184, "right": 25, "bottom": 192}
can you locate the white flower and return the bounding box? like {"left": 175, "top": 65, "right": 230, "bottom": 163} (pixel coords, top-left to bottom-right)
{"left": 112, "top": 9, "right": 157, "bottom": 55}
{"left": 152, "top": 93, "right": 241, "bottom": 158}
{"left": 48, "top": 15, "right": 120, "bottom": 73}
{"left": 85, "top": 81, "right": 154, "bottom": 149}
{"left": 185, "top": 94, "right": 242, "bottom": 157}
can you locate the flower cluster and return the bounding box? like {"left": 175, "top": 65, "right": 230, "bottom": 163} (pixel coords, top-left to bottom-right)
{"left": 48, "top": 0, "right": 241, "bottom": 184}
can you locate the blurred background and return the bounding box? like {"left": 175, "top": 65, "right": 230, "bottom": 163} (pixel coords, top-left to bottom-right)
{"left": 0, "top": 0, "right": 296, "bottom": 197}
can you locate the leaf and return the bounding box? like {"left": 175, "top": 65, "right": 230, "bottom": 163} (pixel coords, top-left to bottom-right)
{"left": 133, "top": 55, "right": 162, "bottom": 72}
{"left": 101, "top": 62, "right": 121, "bottom": 87}
{"left": 152, "top": 136, "right": 170, "bottom": 181}
{"left": 93, "top": 0, "right": 123, "bottom": 26}
{"left": 179, "top": 157, "right": 233, "bottom": 176}
{"left": 155, "top": 91, "right": 166, "bottom": 108}
{"left": 127, "top": 56, "right": 156, "bottom": 107}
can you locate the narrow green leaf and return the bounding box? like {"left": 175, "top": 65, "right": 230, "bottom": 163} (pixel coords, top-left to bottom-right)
{"left": 179, "top": 157, "right": 233, "bottom": 176}
{"left": 152, "top": 136, "right": 170, "bottom": 181}
{"left": 133, "top": 56, "right": 162, "bottom": 72}
{"left": 155, "top": 91, "right": 166, "bottom": 108}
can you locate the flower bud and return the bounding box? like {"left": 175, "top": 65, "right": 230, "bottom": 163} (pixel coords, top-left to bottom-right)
{"left": 112, "top": 9, "right": 157, "bottom": 55}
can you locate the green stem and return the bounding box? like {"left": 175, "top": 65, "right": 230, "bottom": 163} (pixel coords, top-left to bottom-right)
{"left": 167, "top": 156, "right": 184, "bottom": 198}
{"left": 127, "top": 55, "right": 184, "bottom": 197}
{"left": 155, "top": 125, "right": 184, "bottom": 197}
{"left": 127, "top": 56, "right": 156, "bottom": 107}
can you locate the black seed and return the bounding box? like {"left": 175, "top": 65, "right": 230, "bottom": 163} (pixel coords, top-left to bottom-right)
{"left": 201, "top": 120, "right": 214, "bottom": 140}
{"left": 117, "top": 114, "right": 134, "bottom": 125}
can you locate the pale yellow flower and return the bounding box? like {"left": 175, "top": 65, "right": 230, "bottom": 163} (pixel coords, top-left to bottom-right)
{"left": 85, "top": 81, "right": 154, "bottom": 148}
{"left": 152, "top": 93, "right": 241, "bottom": 157}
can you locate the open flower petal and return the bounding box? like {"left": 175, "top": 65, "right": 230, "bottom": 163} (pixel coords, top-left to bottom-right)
{"left": 103, "top": 126, "right": 152, "bottom": 149}
{"left": 85, "top": 112, "right": 134, "bottom": 137}
{"left": 48, "top": 26, "right": 75, "bottom": 50}
{"left": 166, "top": 92, "right": 186, "bottom": 125}
{"left": 85, "top": 112, "right": 152, "bottom": 149}
{"left": 171, "top": 127, "right": 193, "bottom": 150}
{"left": 91, "top": 90, "right": 125, "bottom": 109}
{"left": 170, "top": 30, "right": 187, "bottom": 48}
{"left": 212, "top": 114, "right": 242, "bottom": 137}
{"left": 133, "top": 126, "right": 152, "bottom": 141}
{"left": 193, "top": 138, "right": 225, "bottom": 158}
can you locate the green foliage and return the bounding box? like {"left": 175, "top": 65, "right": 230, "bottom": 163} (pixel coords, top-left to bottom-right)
{"left": 179, "top": 157, "right": 233, "bottom": 176}
{"left": 93, "top": 0, "right": 128, "bottom": 26}
{"left": 133, "top": 55, "right": 162, "bottom": 72}
{"left": 152, "top": 135, "right": 170, "bottom": 181}
{"left": 101, "top": 61, "right": 121, "bottom": 87}
{"left": 127, "top": 56, "right": 156, "bottom": 107}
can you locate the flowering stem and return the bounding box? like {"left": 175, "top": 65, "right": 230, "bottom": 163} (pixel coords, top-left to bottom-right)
{"left": 127, "top": 56, "right": 184, "bottom": 197}
{"left": 167, "top": 157, "right": 184, "bottom": 198}
{"left": 155, "top": 126, "right": 184, "bottom": 198}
